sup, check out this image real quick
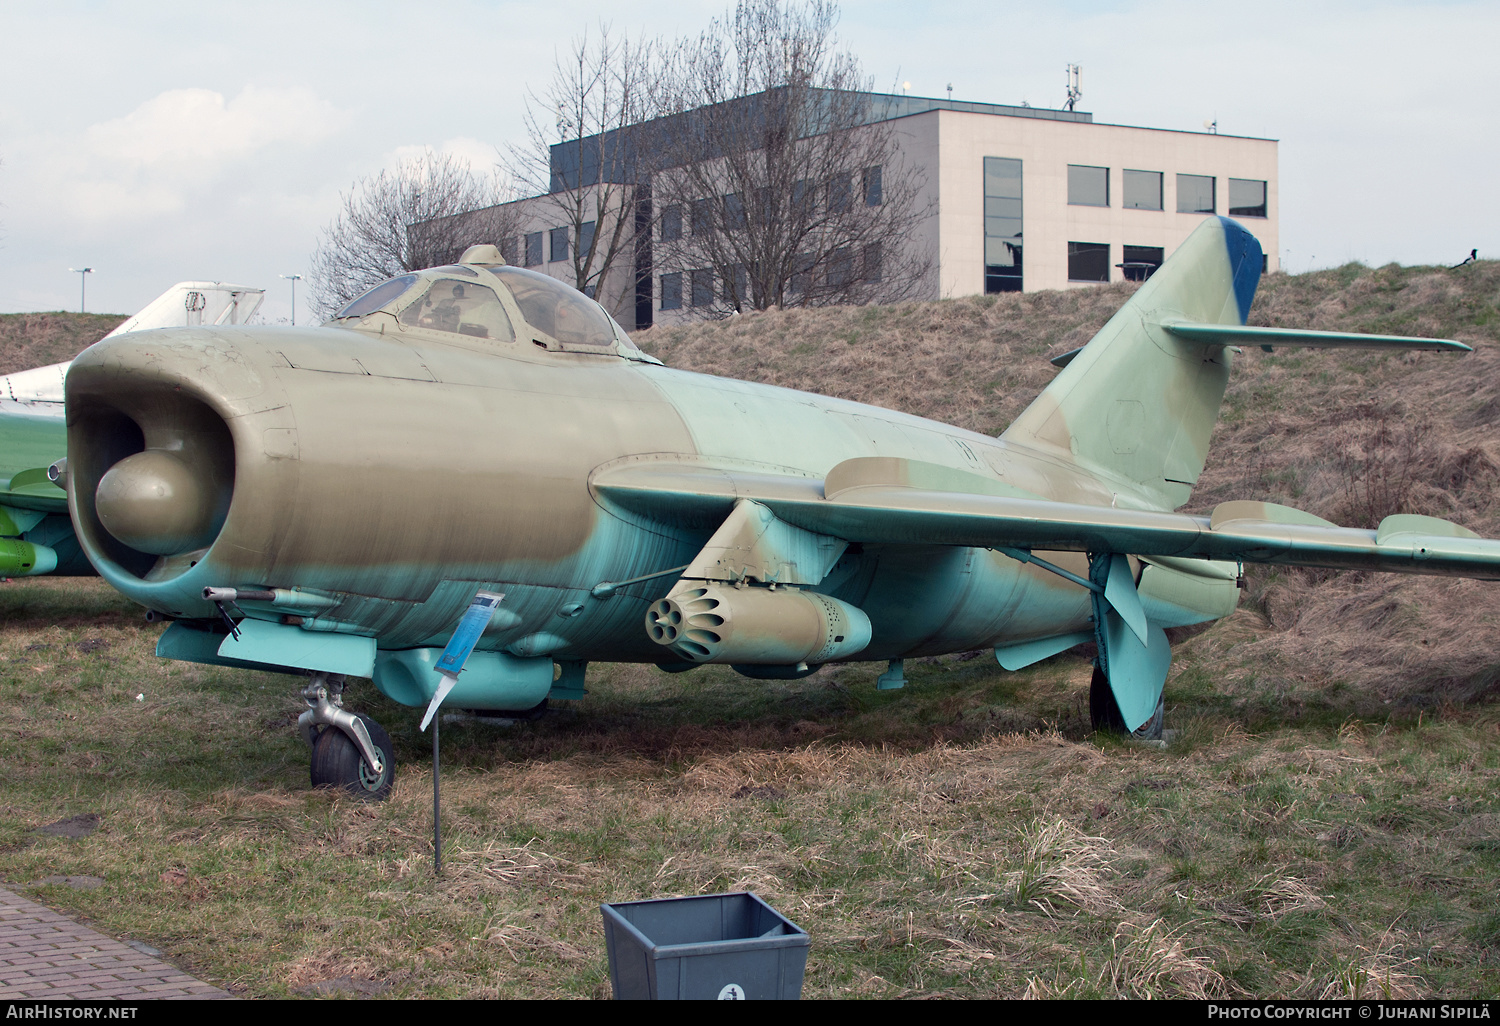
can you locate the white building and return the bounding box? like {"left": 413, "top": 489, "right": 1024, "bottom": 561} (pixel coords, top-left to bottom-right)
{"left": 481, "top": 92, "right": 1277, "bottom": 329}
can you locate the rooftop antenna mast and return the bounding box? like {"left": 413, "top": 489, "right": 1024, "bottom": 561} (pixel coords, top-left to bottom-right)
{"left": 1064, "top": 64, "right": 1082, "bottom": 111}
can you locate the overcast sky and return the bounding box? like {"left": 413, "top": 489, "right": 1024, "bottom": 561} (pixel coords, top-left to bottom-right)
{"left": 0, "top": 0, "right": 1494, "bottom": 321}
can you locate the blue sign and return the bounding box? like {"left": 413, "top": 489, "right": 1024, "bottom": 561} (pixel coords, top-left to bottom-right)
{"left": 435, "top": 590, "right": 505, "bottom": 676}
{"left": 422, "top": 590, "right": 506, "bottom": 732}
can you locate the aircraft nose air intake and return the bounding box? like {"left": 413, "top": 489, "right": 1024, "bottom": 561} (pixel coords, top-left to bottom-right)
{"left": 64, "top": 373, "right": 237, "bottom": 580}
{"left": 95, "top": 449, "right": 218, "bottom": 555}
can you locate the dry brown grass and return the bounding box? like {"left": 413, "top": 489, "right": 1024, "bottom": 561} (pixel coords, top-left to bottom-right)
{"left": 5, "top": 587, "right": 1500, "bottom": 997}
{"left": 0, "top": 312, "right": 126, "bottom": 375}
{"left": 1003, "top": 817, "right": 1120, "bottom": 917}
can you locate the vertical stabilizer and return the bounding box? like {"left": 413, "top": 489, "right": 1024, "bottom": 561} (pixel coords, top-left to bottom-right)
{"left": 1001, "top": 217, "right": 1262, "bottom": 510}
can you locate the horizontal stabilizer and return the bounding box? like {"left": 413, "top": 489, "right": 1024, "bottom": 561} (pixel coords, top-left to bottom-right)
{"left": 1161, "top": 321, "right": 1471, "bottom": 353}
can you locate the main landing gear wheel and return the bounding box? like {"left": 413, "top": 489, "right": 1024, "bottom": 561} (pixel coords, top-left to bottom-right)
{"left": 1089, "top": 663, "right": 1165, "bottom": 741}
{"left": 311, "top": 713, "right": 396, "bottom": 801}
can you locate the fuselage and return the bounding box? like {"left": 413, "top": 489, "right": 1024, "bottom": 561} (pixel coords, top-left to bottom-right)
{"left": 64, "top": 264, "right": 1234, "bottom": 695}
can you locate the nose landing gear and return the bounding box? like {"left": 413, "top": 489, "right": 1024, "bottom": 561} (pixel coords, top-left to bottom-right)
{"left": 298, "top": 673, "right": 396, "bottom": 801}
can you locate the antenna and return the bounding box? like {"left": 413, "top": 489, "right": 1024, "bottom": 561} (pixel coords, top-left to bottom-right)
{"left": 1064, "top": 64, "right": 1082, "bottom": 112}
{"left": 902, "top": 81, "right": 911, "bottom": 95}
{"left": 1203, "top": 118, "right": 1218, "bottom": 134}
{"left": 946, "top": 82, "right": 953, "bottom": 101}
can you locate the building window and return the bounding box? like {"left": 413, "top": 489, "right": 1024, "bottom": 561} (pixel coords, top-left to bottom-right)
{"left": 661, "top": 204, "right": 683, "bottom": 241}
{"left": 578, "top": 220, "right": 596, "bottom": 259}
{"left": 691, "top": 198, "right": 715, "bottom": 236}
{"left": 500, "top": 236, "right": 519, "bottom": 265}
{"left": 827, "top": 172, "right": 853, "bottom": 213}
{"left": 660, "top": 272, "right": 682, "bottom": 310}
{"left": 550, "top": 227, "right": 569, "bottom": 262}
{"left": 790, "top": 252, "right": 813, "bottom": 295}
{"left": 1068, "top": 242, "right": 1110, "bottom": 282}
{"left": 862, "top": 243, "right": 882, "bottom": 283}
{"left": 1121, "top": 245, "right": 1164, "bottom": 282}
{"left": 690, "top": 268, "right": 714, "bottom": 307}
{"left": 792, "top": 179, "right": 814, "bottom": 216}
{"left": 983, "top": 156, "right": 1023, "bottom": 293}
{"left": 827, "top": 248, "right": 855, "bottom": 289}
{"left": 755, "top": 187, "right": 774, "bottom": 226}
{"left": 1229, "top": 178, "right": 1267, "bottom": 218}
{"left": 723, "top": 264, "right": 748, "bottom": 308}
{"left": 1067, "top": 165, "right": 1109, "bottom": 207}
{"left": 1177, "top": 174, "right": 1215, "bottom": 214}
{"left": 724, "top": 193, "right": 747, "bottom": 231}
{"left": 524, "top": 232, "right": 543, "bottom": 267}
{"left": 863, "top": 166, "right": 882, "bottom": 206}
{"left": 1123, "top": 170, "right": 1163, "bottom": 211}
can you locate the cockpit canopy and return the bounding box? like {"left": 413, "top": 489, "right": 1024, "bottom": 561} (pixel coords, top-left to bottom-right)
{"left": 329, "top": 263, "right": 654, "bottom": 362}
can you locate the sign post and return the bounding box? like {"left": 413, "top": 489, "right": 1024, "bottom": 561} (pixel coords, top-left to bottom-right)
{"left": 422, "top": 590, "right": 505, "bottom": 876}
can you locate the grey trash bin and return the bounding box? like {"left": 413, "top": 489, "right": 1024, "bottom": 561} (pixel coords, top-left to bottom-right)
{"left": 601, "top": 891, "right": 810, "bottom": 1000}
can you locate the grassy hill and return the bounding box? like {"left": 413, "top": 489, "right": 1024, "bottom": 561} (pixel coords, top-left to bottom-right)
{"left": 0, "top": 312, "right": 128, "bottom": 375}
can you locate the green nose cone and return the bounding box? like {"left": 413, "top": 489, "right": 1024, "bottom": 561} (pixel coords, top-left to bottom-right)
{"left": 95, "top": 449, "right": 217, "bottom": 555}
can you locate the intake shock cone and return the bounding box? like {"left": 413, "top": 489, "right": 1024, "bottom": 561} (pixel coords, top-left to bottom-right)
{"left": 95, "top": 449, "right": 219, "bottom": 555}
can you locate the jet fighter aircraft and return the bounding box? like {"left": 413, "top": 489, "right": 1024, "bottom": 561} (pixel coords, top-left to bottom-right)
{"left": 59, "top": 218, "right": 1489, "bottom": 800}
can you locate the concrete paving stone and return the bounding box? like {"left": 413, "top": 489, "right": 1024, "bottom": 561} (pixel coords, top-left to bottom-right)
{"left": 0, "top": 884, "right": 230, "bottom": 999}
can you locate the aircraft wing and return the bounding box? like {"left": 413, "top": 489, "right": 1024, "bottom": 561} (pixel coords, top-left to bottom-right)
{"left": 593, "top": 456, "right": 1500, "bottom": 580}
{"left": 0, "top": 406, "right": 68, "bottom": 514}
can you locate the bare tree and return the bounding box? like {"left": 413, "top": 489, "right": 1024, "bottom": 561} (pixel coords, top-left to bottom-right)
{"left": 308, "top": 151, "right": 519, "bottom": 319}
{"left": 506, "top": 25, "right": 659, "bottom": 305}
{"left": 648, "top": 0, "right": 931, "bottom": 317}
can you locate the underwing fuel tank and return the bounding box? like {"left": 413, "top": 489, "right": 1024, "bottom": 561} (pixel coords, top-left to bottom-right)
{"left": 645, "top": 581, "right": 873, "bottom": 665}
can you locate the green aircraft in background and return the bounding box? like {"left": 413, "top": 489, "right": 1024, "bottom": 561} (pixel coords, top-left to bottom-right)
{"left": 56, "top": 218, "right": 1485, "bottom": 800}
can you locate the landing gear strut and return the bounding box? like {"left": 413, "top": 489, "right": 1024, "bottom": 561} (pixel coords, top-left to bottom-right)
{"left": 298, "top": 673, "right": 396, "bottom": 801}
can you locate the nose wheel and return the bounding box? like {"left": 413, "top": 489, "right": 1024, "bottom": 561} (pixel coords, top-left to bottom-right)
{"left": 298, "top": 673, "right": 397, "bottom": 801}
{"left": 311, "top": 713, "right": 395, "bottom": 800}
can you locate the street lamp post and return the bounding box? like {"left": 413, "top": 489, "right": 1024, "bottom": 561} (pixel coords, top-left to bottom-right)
{"left": 280, "top": 274, "right": 303, "bottom": 326}
{"left": 68, "top": 268, "right": 94, "bottom": 313}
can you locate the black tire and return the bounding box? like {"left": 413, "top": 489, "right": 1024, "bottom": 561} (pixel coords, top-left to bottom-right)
{"left": 310, "top": 714, "right": 395, "bottom": 801}
{"left": 1089, "top": 663, "right": 1165, "bottom": 741}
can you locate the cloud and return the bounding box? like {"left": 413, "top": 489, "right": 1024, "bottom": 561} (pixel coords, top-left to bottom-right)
{"left": 86, "top": 86, "right": 344, "bottom": 170}
{"left": 388, "top": 137, "right": 504, "bottom": 177}
{"left": 18, "top": 85, "right": 349, "bottom": 224}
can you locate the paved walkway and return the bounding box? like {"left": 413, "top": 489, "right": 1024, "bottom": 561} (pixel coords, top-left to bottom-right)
{"left": 0, "top": 885, "right": 230, "bottom": 999}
